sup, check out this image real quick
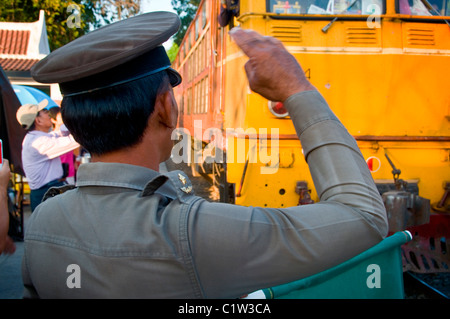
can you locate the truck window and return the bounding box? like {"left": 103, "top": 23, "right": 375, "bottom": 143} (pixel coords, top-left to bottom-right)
{"left": 267, "top": 0, "right": 384, "bottom": 15}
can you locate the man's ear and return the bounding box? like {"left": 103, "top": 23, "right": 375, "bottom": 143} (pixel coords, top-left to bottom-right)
{"left": 34, "top": 114, "right": 43, "bottom": 126}
{"left": 154, "top": 90, "right": 176, "bottom": 129}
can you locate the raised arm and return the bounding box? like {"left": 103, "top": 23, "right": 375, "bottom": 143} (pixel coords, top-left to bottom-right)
{"left": 187, "top": 28, "right": 388, "bottom": 298}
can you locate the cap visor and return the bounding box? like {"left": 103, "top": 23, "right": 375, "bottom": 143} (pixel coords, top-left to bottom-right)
{"left": 38, "top": 99, "right": 49, "bottom": 111}
{"left": 167, "top": 68, "right": 182, "bottom": 87}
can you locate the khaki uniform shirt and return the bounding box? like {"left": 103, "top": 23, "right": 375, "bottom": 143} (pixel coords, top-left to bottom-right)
{"left": 22, "top": 91, "right": 388, "bottom": 298}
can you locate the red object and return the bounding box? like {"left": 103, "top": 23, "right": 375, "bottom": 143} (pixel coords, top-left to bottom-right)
{"left": 401, "top": 214, "right": 450, "bottom": 273}
{"left": 269, "top": 101, "right": 289, "bottom": 117}
{"left": 367, "top": 157, "right": 373, "bottom": 171}
{"left": 0, "top": 139, "right": 3, "bottom": 168}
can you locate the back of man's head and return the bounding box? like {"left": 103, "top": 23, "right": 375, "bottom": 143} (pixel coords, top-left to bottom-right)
{"left": 61, "top": 71, "right": 170, "bottom": 156}
{"left": 30, "top": 12, "right": 181, "bottom": 156}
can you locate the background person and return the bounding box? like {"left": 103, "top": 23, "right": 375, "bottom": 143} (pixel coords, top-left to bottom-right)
{"left": 16, "top": 100, "right": 79, "bottom": 212}
{"left": 218, "top": 0, "right": 240, "bottom": 27}
{"left": 49, "top": 107, "right": 77, "bottom": 184}
{"left": 0, "top": 159, "right": 16, "bottom": 255}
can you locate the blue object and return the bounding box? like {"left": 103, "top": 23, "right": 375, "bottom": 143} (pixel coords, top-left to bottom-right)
{"left": 12, "top": 85, "right": 59, "bottom": 109}
{"left": 260, "top": 231, "right": 412, "bottom": 299}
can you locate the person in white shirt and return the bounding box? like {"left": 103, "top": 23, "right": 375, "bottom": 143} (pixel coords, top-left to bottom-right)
{"left": 16, "top": 99, "right": 79, "bottom": 212}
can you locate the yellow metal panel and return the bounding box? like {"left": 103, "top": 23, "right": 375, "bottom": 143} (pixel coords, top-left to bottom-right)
{"left": 175, "top": 0, "right": 449, "bottom": 211}
{"left": 224, "top": 5, "right": 449, "bottom": 209}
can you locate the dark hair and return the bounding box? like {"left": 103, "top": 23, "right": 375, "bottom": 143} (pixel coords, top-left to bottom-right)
{"left": 61, "top": 71, "right": 170, "bottom": 156}
{"left": 48, "top": 107, "right": 61, "bottom": 120}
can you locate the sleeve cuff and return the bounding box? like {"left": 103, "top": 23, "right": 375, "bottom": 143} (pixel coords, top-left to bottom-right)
{"left": 284, "top": 90, "right": 359, "bottom": 161}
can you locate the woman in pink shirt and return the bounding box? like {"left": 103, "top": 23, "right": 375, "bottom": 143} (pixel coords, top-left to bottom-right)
{"left": 49, "top": 107, "right": 77, "bottom": 185}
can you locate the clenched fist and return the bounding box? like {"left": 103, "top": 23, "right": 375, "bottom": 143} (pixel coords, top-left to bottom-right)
{"left": 229, "top": 28, "right": 315, "bottom": 103}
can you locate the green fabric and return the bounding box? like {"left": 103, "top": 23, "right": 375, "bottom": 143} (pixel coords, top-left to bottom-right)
{"left": 263, "top": 231, "right": 412, "bottom": 299}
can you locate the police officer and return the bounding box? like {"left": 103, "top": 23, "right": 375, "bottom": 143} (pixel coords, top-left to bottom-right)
{"left": 22, "top": 12, "right": 387, "bottom": 298}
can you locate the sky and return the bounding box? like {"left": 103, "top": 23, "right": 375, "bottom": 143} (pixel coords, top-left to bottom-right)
{"left": 141, "top": 0, "right": 176, "bottom": 14}
{"left": 140, "top": 0, "right": 176, "bottom": 48}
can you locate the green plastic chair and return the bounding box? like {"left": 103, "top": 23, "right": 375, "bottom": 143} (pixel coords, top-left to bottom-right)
{"left": 248, "top": 231, "right": 412, "bottom": 299}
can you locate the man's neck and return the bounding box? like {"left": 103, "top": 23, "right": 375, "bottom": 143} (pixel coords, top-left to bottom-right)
{"left": 34, "top": 125, "right": 50, "bottom": 133}
{"left": 91, "top": 148, "right": 162, "bottom": 172}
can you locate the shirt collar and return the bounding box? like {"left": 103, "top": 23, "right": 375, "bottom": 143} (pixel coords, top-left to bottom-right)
{"left": 76, "top": 162, "right": 160, "bottom": 191}
{"left": 75, "top": 162, "right": 194, "bottom": 202}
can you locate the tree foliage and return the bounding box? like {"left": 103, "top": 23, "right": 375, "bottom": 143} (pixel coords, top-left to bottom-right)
{"left": 94, "top": 0, "right": 141, "bottom": 23}
{"left": 170, "top": 0, "right": 200, "bottom": 46}
{"left": 0, "top": 0, "right": 96, "bottom": 51}
{"left": 0, "top": 0, "right": 142, "bottom": 51}
{"left": 167, "top": 41, "right": 179, "bottom": 63}
{"left": 0, "top": 0, "right": 197, "bottom": 59}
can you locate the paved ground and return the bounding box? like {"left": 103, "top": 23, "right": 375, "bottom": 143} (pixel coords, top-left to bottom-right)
{"left": 0, "top": 241, "right": 25, "bottom": 299}
{"left": 0, "top": 207, "right": 28, "bottom": 299}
